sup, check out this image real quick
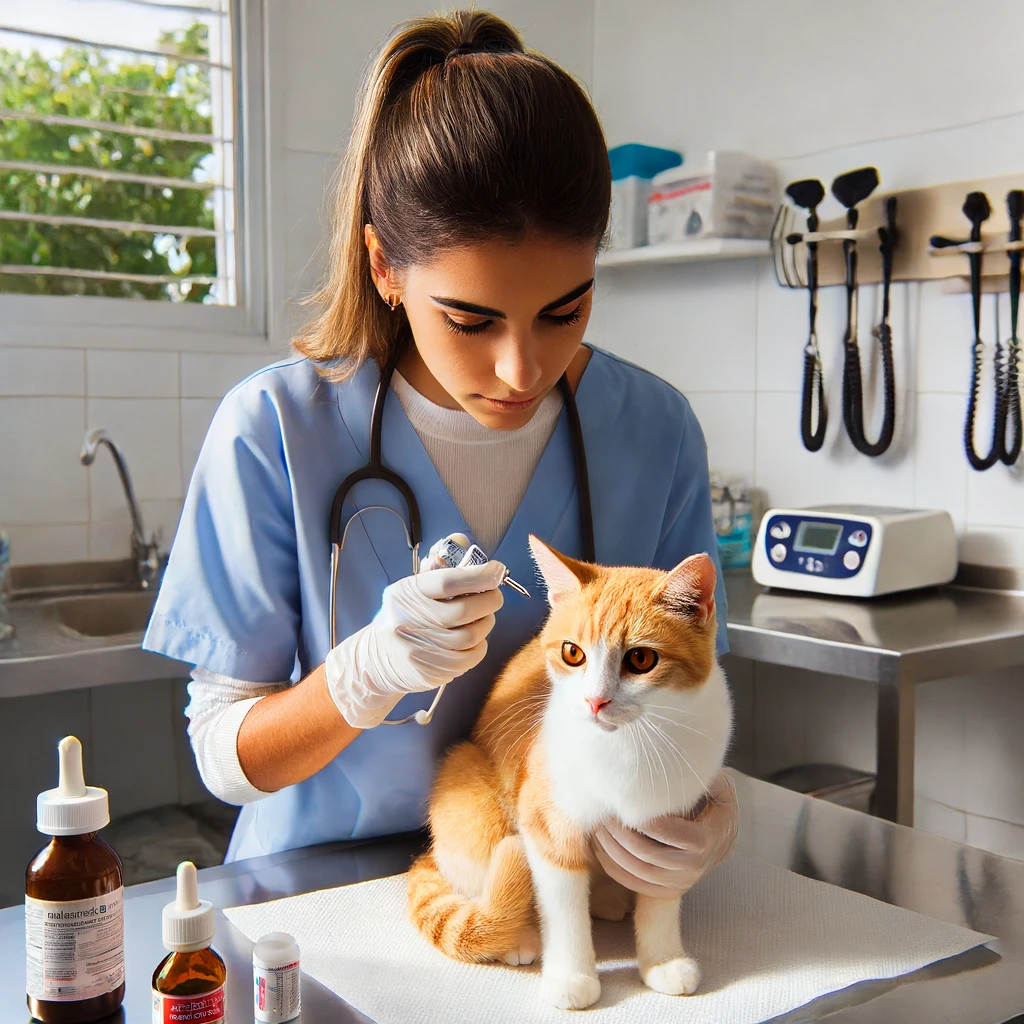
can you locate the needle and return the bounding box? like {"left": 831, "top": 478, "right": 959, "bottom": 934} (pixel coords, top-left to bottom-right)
{"left": 500, "top": 571, "right": 531, "bottom": 598}
{"left": 437, "top": 537, "right": 531, "bottom": 597}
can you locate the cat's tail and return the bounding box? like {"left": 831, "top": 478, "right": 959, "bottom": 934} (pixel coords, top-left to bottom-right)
{"left": 407, "top": 835, "right": 534, "bottom": 963}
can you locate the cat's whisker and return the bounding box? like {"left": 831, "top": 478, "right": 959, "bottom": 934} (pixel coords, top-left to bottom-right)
{"left": 635, "top": 722, "right": 655, "bottom": 791}
{"left": 488, "top": 694, "right": 547, "bottom": 724}
{"left": 644, "top": 704, "right": 710, "bottom": 720}
{"left": 492, "top": 711, "right": 545, "bottom": 759}
{"left": 496, "top": 712, "right": 547, "bottom": 776}
{"left": 623, "top": 725, "right": 639, "bottom": 786}
{"left": 640, "top": 719, "right": 677, "bottom": 802}
{"left": 643, "top": 712, "right": 718, "bottom": 743}
{"left": 486, "top": 699, "right": 547, "bottom": 747}
{"left": 640, "top": 718, "right": 711, "bottom": 804}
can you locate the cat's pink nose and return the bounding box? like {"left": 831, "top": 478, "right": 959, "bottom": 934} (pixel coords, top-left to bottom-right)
{"left": 585, "top": 696, "right": 610, "bottom": 715}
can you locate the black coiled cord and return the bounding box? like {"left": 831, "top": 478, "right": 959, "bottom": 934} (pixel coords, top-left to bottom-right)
{"left": 964, "top": 335, "right": 1003, "bottom": 471}
{"left": 843, "top": 322, "right": 896, "bottom": 456}
{"left": 1001, "top": 339, "right": 1022, "bottom": 464}
{"left": 999, "top": 190, "right": 1023, "bottom": 465}
{"left": 801, "top": 349, "right": 827, "bottom": 451}
{"left": 800, "top": 220, "right": 826, "bottom": 451}
{"left": 842, "top": 200, "right": 897, "bottom": 456}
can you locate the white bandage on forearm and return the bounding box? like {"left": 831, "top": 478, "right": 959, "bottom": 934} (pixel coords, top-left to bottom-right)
{"left": 186, "top": 670, "right": 287, "bottom": 804}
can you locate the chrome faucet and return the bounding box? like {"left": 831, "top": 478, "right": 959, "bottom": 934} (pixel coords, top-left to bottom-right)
{"left": 80, "top": 430, "right": 163, "bottom": 590}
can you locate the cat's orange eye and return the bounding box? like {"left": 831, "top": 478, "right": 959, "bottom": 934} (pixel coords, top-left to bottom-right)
{"left": 624, "top": 647, "right": 659, "bottom": 674}
{"left": 561, "top": 642, "right": 586, "bottom": 667}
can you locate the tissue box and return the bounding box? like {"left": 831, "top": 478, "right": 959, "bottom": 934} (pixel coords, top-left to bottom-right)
{"left": 608, "top": 144, "right": 683, "bottom": 250}
{"left": 647, "top": 151, "right": 778, "bottom": 244}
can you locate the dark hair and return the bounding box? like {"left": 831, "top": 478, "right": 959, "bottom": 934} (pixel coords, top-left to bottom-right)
{"left": 294, "top": 9, "right": 611, "bottom": 378}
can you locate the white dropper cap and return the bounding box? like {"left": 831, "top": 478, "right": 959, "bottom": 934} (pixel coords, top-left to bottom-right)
{"left": 162, "top": 861, "right": 215, "bottom": 952}
{"left": 36, "top": 735, "right": 110, "bottom": 836}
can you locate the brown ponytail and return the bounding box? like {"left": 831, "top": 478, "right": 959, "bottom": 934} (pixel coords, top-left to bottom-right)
{"left": 294, "top": 9, "right": 611, "bottom": 381}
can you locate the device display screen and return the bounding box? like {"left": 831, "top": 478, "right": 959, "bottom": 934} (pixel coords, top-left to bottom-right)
{"left": 794, "top": 521, "right": 843, "bottom": 555}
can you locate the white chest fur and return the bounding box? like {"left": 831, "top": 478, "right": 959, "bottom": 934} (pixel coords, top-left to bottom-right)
{"left": 542, "top": 662, "right": 732, "bottom": 832}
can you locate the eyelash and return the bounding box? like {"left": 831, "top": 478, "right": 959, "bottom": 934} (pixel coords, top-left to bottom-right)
{"left": 442, "top": 305, "right": 584, "bottom": 336}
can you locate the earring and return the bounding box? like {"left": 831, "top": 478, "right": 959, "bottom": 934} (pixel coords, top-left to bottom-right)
{"left": 386, "top": 294, "right": 401, "bottom": 311}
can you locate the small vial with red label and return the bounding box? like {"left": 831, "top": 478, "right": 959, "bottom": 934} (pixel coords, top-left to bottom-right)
{"left": 152, "top": 862, "right": 226, "bottom": 1024}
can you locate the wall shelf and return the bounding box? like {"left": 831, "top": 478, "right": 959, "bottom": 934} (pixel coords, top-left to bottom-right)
{"left": 597, "top": 238, "right": 772, "bottom": 268}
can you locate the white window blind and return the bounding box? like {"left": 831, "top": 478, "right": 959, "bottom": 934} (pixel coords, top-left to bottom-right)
{"left": 0, "top": 0, "right": 242, "bottom": 306}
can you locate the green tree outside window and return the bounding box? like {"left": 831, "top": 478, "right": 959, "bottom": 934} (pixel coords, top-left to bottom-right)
{"left": 0, "top": 22, "right": 223, "bottom": 303}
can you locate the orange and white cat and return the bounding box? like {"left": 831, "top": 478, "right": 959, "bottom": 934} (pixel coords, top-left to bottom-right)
{"left": 408, "top": 535, "right": 732, "bottom": 1010}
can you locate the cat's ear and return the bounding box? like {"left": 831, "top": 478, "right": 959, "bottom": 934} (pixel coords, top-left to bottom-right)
{"left": 653, "top": 552, "right": 717, "bottom": 628}
{"left": 528, "top": 535, "right": 597, "bottom": 606}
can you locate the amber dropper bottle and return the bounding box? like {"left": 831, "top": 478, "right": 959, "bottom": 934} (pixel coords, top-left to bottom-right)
{"left": 26, "top": 735, "right": 125, "bottom": 1023}
{"left": 152, "top": 861, "right": 226, "bottom": 1023}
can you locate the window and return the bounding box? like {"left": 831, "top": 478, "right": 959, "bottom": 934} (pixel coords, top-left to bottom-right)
{"left": 0, "top": 0, "right": 265, "bottom": 338}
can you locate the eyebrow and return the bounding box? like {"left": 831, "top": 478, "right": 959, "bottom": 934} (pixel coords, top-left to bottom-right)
{"left": 429, "top": 278, "right": 595, "bottom": 319}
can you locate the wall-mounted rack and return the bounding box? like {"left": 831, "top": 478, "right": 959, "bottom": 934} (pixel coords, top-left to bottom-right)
{"left": 774, "top": 173, "right": 1024, "bottom": 293}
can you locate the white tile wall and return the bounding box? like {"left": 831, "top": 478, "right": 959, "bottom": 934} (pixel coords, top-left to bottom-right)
{"left": 0, "top": 353, "right": 268, "bottom": 565}
{"left": 592, "top": 0, "right": 1024, "bottom": 162}
{"left": 3, "top": 523, "right": 89, "bottom": 564}
{"left": 0, "top": 397, "right": 88, "bottom": 526}
{"left": 180, "top": 353, "right": 275, "bottom": 400}
{"left": 0, "top": 347, "right": 84, "bottom": 396}
{"left": 86, "top": 350, "right": 179, "bottom": 399}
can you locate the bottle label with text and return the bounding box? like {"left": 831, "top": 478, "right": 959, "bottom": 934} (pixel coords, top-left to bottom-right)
{"left": 152, "top": 984, "right": 225, "bottom": 1024}
{"left": 25, "top": 889, "right": 124, "bottom": 1002}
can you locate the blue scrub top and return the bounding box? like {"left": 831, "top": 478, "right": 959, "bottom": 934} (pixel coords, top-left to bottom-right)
{"left": 144, "top": 347, "right": 728, "bottom": 859}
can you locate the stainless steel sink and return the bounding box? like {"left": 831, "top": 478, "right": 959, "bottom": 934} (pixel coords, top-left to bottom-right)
{"left": 1, "top": 560, "right": 185, "bottom": 699}
{"left": 51, "top": 591, "right": 157, "bottom": 640}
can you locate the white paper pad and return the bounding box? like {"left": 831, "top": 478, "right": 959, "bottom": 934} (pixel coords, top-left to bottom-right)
{"left": 223, "top": 853, "right": 993, "bottom": 1023}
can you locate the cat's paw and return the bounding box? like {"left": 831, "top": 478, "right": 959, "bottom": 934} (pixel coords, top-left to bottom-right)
{"left": 642, "top": 956, "right": 701, "bottom": 995}
{"left": 540, "top": 970, "right": 601, "bottom": 1010}
{"left": 502, "top": 926, "right": 540, "bottom": 966}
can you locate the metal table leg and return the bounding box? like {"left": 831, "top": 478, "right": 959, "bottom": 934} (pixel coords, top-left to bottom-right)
{"left": 875, "top": 678, "right": 915, "bottom": 824}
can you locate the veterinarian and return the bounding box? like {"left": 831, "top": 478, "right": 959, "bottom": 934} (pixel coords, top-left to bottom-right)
{"left": 144, "top": 9, "right": 739, "bottom": 894}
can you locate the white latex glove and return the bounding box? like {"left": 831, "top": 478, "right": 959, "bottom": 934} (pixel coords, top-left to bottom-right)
{"left": 324, "top": 554, "right": 505, "bottom": 729}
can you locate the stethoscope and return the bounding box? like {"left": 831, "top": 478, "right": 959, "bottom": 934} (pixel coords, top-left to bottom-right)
{"left": 328, "top": 359, "right": 595, "bottom": 725}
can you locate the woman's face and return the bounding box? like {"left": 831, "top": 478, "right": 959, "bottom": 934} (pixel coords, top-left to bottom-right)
{"left": 370, "top": 231, "right": 598, "bottom": 431}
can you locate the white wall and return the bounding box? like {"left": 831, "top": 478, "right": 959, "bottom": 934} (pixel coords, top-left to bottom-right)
{"left": 589, "top": 0, "right": 1024, "bottom": 854}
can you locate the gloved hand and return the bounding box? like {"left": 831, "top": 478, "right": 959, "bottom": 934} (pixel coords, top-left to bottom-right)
{"left": 592, "top": 772, "right": 739, "bottom": 899}
{"left": 324, "top": 551, "right": 505, "bottom": 729}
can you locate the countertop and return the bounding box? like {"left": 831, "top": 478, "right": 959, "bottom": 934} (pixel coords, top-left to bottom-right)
{"left": 723, "top": 571, "right": 1024, "bottom": 684}
{"left": 1, "top": 772, "right": 1021, "bottom": 1023}
{"left": 0, "top": 597, "right": 185, "bottom": 697}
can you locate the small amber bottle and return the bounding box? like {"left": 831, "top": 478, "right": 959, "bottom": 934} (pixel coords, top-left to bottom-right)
{"left": 26, "top": 736, "right": 125, "bottom": 1023}
{"left": 152, "top": 861, "right": 226, "bottom": 1024}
